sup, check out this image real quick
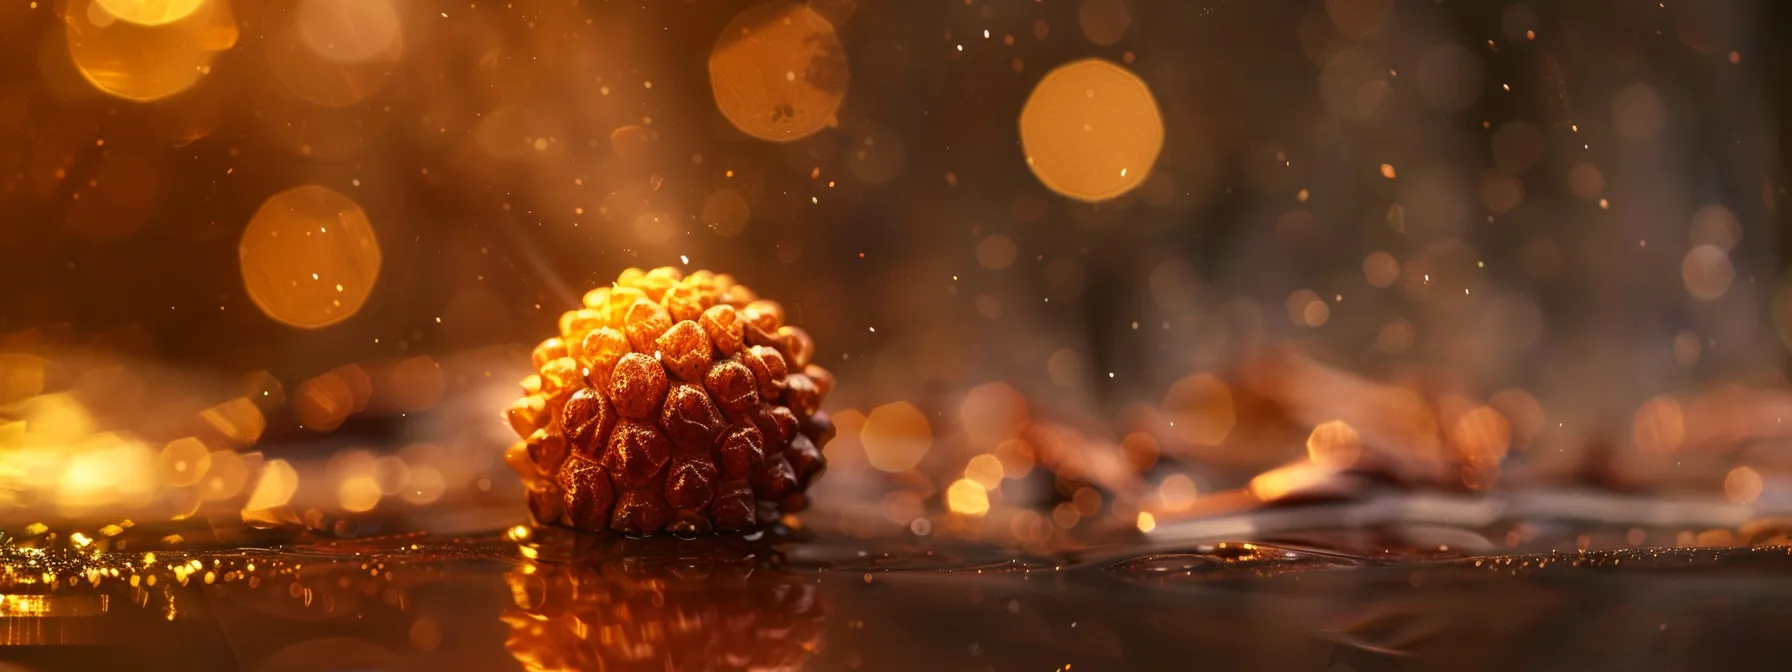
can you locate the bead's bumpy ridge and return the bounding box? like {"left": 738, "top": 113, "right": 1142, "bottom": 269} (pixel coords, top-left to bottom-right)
{"left": 505, "top": 267, "right": 832, "bottom": 535}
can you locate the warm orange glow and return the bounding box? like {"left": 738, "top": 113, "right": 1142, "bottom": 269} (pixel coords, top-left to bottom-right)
{"left": 159, "top": 437, "right": 211, "bottom": 487}
{"left": 959, "top": 381, "right": 1029, "bottom": 447}
{"left": 1451, "top": 406, "right": 1512, "bottom": 469}
{"left": 708, "top": 1, "right": 849, "bottom": 142}
{"left": 294, "top": 370, "right": 357, "bottom": 431}
{"left": 199, "top": 397, "right": 266, "bottom": 445}
{"left": 0, "top": 355, "right": 47, "bottom": 405}
{"left": 965, "top": 454, "right": 1005, "bottom": 490}
{"left": 1306, "top": 420, "right": 1361, "bottom": 468}
{"left": 1156, "top": 474, "right": 1197, "bottom": 511}
{"left": 264, "top": 17, "right": 398, "bottom": 108}
{"left": 994, "top": 438, "right": 1036, "bottom": 479}
{"left": 1019, "top": 58, "right": 1164, "bottom": 202}
{"left": 243, "top": 459, "right": 299, "bottom": 510}
{"left": 861, "top": 402, "right": 933, "bottom": 473}
{"left": 198, "top": 450, "right": 247, "bottom": 501}
{"left": 1135, "top": 511, "right": 1157, "bottom": 533}
{"left": 1724, "top": 467, "right": 1763, "bottom": 504}
{"left": 94, "top": 0, "right": 207, "bottom": 26}
{"left": 1163, "top": 373, "right": 1235, "bottom": 446}
{"left": 946, "top": 478, "right": 990, "bottom": 516}
{"left": 294, "top": 0, "right": 402, "bottom": 64}
{"left": 1633, "top": 395, "right": 1685, "bottom": 453}
{"left": 1248, "top": 461, "right": 1335, "bottom": 502}
{"left": 338, "top": 475, "right": 382, "bottom": 512}
{"left": 64, "top": 0, "right": 237, "bottom": 101}
{"left": 239, "top": 186, "right": 381, "bottom": 329}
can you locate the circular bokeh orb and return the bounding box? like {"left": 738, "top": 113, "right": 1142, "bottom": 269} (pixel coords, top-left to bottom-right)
{"left": 239, "top": 185, "right": 383, "bottom": 329}
{"left": 63, "top": 0, "right": 237, "bottom": 102}
{"left": 708, "top": 1, "right": 850, "bottom": 142}
{"left": 1019, "top": 58, "right": 1165, "bottom": 203}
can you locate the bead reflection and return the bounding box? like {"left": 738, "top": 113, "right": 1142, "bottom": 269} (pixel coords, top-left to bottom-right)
{"left": 504, "top": 534, "right": 822, "bottom": 672}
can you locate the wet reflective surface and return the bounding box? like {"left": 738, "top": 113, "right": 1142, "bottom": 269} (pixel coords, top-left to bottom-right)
{"left": 2, "top": 507, "right": 1792, "bottom": 671}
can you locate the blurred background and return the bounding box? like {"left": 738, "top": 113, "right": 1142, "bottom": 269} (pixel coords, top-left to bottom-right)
{"left": 0, "top": 0, "right": 1788, "bottom": 549}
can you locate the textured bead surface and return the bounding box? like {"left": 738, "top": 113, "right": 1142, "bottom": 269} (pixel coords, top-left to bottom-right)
{"left": 506, "top": 267, "right": 832, "bottom": 535}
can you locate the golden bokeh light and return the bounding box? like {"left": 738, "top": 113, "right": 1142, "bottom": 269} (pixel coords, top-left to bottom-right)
{"left": 861, "top": 401, "right": 933, "bottom": 473}
{"left": 56, "top": 437, "right": 157, "bottom": 514}
{"left": 985, "top": 441, "right": 1030, "bottom": 482}
{"left": 338, "top": 475, "right": 383, "bottom": 512}
{"left": 239, "top": 185, "right": 383, "bottom": 329}
{"left": 1156, "top": 473, "right": 1197, "bottom": 511}
{"left": 1135, "top": 511, "right": 1156, "bottom": 533}
{"left": 63, "top": 0, "right": 237, "bottom": 102}
{"left": 708, "top": 1, "right": 849, "bottom": 142}
{"left": 243, "top": 458, "right": 299, "bottom": 510}
{"left": 294, "top": 369, "right": 356, "bottom": 431}
{"left": 199, "top": 449, "right": 247, "bottom": 501}
{"left": 265, "top": 17, "right": 400, "bottom": 108}
{"left": 295, "top": 0, "right": 402, "bottom": 64}
{"left": 965, "top": 454, "right": 1005, "bottom": 490}
{"left": 959, "top": 381, "right": 1029, "bottom": 447}
{"left": 1306, "top": 420, "right": 1361, "bottom": 468}
{"left": 946, "top": 478, "right": 990, "bottom": 516}
{"left": 199, "top": 397, "right": 266, "bottom": 445}
{"left": 1450, "top": 406, "right": 1511, "bottom": 466}
{"left": 94, "top": 0, "right": 208, "bottom": 26}
{"left": 1019, "top": 58, "right": 1164, "bottom": 202}
{"left": 1724, "top": 466, "right": 1763, "bottom": 504}
{"left": 1163, "top": 373, "right": 1235, "bottom": 447}
{"left": 159, "top": 437, "right": 212, "bottom": 487}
